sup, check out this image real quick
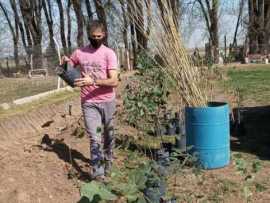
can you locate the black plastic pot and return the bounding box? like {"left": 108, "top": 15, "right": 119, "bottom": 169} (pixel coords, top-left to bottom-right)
{"left": 56, "top": 64, "right": 81, "bottom": 87}
{"left": 156, "top": 149, "right": 170, "bottom": 167}
{"left": 144, "top": 182, "right": 166, "bottom": 203}
{"left": 166, "top": 122, "right": 176, "bottom": 135}
{"left": 175, "top": 134, "right": 186, "bottom": 151}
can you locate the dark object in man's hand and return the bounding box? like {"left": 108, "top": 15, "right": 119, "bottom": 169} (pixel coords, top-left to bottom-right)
{"left": 55, "top": 63, "right": 81, "bottom": 87}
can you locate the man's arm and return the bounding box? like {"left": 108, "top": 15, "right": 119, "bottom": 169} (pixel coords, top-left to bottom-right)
{"left": 95, "top": 69, "right": 118, "bottom": 87}
{"left": 74, "top": 69, "right": 119, "bottom": 87}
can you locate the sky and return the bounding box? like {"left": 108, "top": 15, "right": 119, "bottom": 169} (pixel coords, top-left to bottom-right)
{"left": 183, "top": 0, "right": 246, "bottom": 48}
{"left": 0, "top": 0, "right": 246, "bottom": 57}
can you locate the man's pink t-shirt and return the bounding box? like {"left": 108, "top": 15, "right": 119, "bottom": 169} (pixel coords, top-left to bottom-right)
{"left": 69, "top": 44, "right": 118, "bottom": 103}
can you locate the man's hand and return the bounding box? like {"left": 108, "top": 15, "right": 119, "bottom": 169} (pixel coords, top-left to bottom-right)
{"left": 74, "top": 72, "right": 94, "bottom": 87}
{"left": 60, "top": 55, "right": 70, "bottom": 65}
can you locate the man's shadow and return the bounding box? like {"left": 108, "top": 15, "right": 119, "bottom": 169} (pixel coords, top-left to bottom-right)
{"left": 231, "top": 105, "right": 270, "bottom": 160}
{"left": 40, "top": 134, "right": 91, "bottom": 181}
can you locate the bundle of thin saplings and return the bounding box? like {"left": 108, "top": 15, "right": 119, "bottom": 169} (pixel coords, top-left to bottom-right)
{"left": 129, "top": 0, "right": 208, "bottom": 107}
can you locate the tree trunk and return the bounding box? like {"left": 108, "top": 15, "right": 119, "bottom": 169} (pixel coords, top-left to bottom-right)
{"left": 248, "top": 0, "right": 259, "bottom": 54}
{"left": 211, "top": 0, "right": 219, "bottom": 63}
{"left": 0, "top": 1, "right": 20, "bottom": 69}
{"left": 42, "top": 0, "right": 58, "bottom": 74}
{"left": 264, "top": 2, "right": 270, "bottom": 53}
{"left": 85, "top": 0, "right": 93, "bottom": 22}
{"left": 134, "top": 0, "right": 145, "bottom": 50}
{"left": 19, "top": 0, "right": 43, "bottom": 69}
{"left": 196, "top": 0, "right": 219, "bottom": 63}
{"left": 119, "top": 0, "right": 128, "bottom": 49}
{"left": 233, "top": 0, "right": 245, "bottom": 47}
{"left": 145, "top": 0, "right": 152, "bottom": 48}
{"left": 14, "top": 25, "right": 19, "bottom": 69}
{"left": 127, "top": 0, "right": 137, "bottom": 67}
{"left": 10, "top": 0, "right": 31, "bottom": 62}
{"left": 42, "top": 0, "right": 57, "bottom": 57}
{"left": 67, "top": 0, "right": 72, "bottom": 53}
{"left": 93, "top": 0, "right": 108, "bottom": 44}
{"left": 56, "top": 0, "right": 67, "bottom": 54}
{"left": 71, "top": 0, "right": 84, "bottom": 47}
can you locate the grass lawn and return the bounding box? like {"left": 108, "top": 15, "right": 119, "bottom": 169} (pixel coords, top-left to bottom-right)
{"left": 0, "top": 76, "right": 59, "bottom": 103}
{"left": 223, "top": 65, "right": 270, "bottom": 106}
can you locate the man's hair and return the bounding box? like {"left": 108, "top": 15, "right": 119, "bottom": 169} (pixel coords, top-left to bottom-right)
{"left": 88, "top": 20, "right": 106, "bottom": 33}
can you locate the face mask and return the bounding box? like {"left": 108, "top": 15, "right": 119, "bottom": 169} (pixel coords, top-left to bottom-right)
{"left": 89, "top": 37, "right": 104, "bottom": 49}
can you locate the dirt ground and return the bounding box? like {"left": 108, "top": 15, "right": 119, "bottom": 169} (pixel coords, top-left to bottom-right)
{"left": 1, "top": 69, "right": 270, "bottom": 203}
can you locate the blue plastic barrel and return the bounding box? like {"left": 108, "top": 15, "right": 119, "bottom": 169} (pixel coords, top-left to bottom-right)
{"left": 185, "top": 102, "right": 230, "bottom": 169}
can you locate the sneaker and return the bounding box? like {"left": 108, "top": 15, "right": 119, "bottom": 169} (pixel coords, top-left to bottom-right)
{"left": 93, "top": 175, "right": 110, "bottom": 184}
{"left": 89, "top": 165, "right": 104, "bottom": 179}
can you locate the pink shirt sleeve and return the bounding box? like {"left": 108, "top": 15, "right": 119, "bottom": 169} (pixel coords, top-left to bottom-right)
{"left": 69, "top": 49, "right": 80, "bottom": 67}
{"left": 107, "top": 49, "right": 118, "bottom": 70}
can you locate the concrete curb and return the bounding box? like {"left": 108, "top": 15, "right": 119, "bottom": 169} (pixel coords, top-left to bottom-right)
{"left": 0, "top": 87, "right": 74, "bottom": 110}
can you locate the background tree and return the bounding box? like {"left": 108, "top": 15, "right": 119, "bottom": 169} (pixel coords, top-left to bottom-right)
{"left": 56, "top": 0, "right": 67, "bottom": 54}
{"left": 71, "top": 0, "right": 84, "bottom": 47}
{"left": 119, "top": 0, "right": 129, "bottom": 49}
{"left": 42, "top": 0, "right": 57, "bottom": 61}
{"left": 232, "top": 0, "right": 245, "bottom": 47}
{"left": 19, "top": 0, "right": 43, "bottom": 69}
{"left": 10, "top": 0, "right": 31, "bottom": 63}
{"left": 195, "top": 0, "right": 219, "bottom": 63}
{"left": 127, "top": 0, "right": 137, "bottom": 66}
{"left": 0, "top": 1, "right": 20, "bottom": 68}
{"left": 93, "top": 0, "right": 108, "bottom": 44}
{"left": 248, "top": 0, "right": 270, "bottom": 54}
{"left": 67, "top": 0, "right": 72, "bottom": 54}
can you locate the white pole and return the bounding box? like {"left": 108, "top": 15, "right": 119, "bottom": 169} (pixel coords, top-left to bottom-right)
{"left": 53, "top": 37, "right": 62, "bottom": 89}
{"left": 126, "top": 50, "right": 131, "bottom": 71}
{"left": 30, "top": 54, "right": 33, "bottom": 70}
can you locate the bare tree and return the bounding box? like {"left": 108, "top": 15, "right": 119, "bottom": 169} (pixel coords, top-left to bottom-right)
{"left": 134, "top": 0, "right": 145, "bottom": 50}
{"left": 264, "top": 1, "right": 270, "bottom": 53}
{"left": 56, "top": 0, "right": 67, "bottom": 54}
{"left": 19, "top": 0, "right": 43, "bottom": 69}
{"left": 85, "top": 0, "right": 93, "bottom": 22}
{"left": 93, "top": 0, "right": 108, "bottom": 44}
{"left": 71, "top": 0, "right": 84, "bottom": 47}
{"left": 119, "top": 0, "right": 128, "bottom": 49}
{"left": 248, "top": 0, "right": 270, "bottom": 54}
{"left": 0, "top": 1, "right": 20, "bottom": 69}
{"left": 10, "top": 0, "right": 31, "bottom": 62}
{"left": 232, "top": 0, "right": 245, "bottom": 47}
{"left": 195, "top": 0, "right": 219, "bottom": 63}
{"left": 93, "top": 0, "right": 107, "bottom": 27}
{"left": 42, "top": 0, "right": 57, "bottom": 58}
{"left": 127, "top": 0, "right": 137, "bottom": 65}
{"left": 67, "top": 0, "right": 72, "bottom": 53}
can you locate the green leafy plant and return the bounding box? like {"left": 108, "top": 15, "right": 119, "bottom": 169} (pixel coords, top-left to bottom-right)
{"left": 79, "top": 156, "right": 165, "bottom": 203}
{"left": 123, "top": 53, "right": 172, "bottom": 131}
{"left": 254, "top": 182, "right": 267, "bottom": 192}
{"left": 252, "top": 161, "right": 262, "bottom": 173}
{"left": 108, "top": 160, "right": 165, "bottom": 202}
{"left": 235, "top": 158, "right": 248, "bottom": 175}
{"left": 80, "top": 181, "right": 117, "bottom": 202}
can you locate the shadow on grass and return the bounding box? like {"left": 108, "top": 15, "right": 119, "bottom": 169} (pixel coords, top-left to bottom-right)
{"left": 40, "top": 134, "right": 91, "bottom": 181}
{"left": 231, "top": 105, "right": 270, "bottom": 159}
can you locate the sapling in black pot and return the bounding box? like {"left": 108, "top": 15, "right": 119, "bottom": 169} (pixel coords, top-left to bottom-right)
{"left": 143, "top": 161, "right": 167, "bottom": 203}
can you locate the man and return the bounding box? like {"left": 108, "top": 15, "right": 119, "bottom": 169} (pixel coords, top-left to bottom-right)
{"left": 61, "top": 20, "right": 118, "bottom": 181}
